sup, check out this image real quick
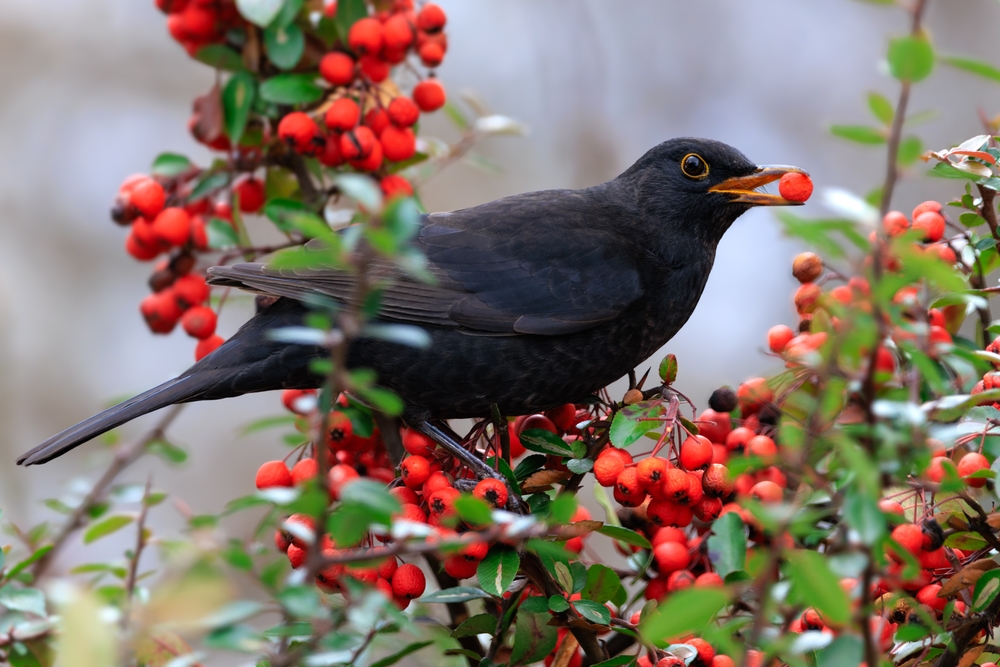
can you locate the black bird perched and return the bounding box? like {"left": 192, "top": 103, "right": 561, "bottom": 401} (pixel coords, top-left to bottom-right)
{"left": 18, "top": 138, "right": 806, "bottom": 467}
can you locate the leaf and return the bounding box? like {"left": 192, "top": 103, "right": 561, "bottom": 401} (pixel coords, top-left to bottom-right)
{"left": 817, "top": 635, "right": 863, "bottom": 667}
{"left": 450, "top": 613, "right": 496, "bottom": 638}
{"left": 264, "top": 22, "right": 304, "bottom": 70}
{"left": 573, "top": 599, "right": 611, "bottom": 625}
{"left": 520, "top": 596, "right": 549, "bottom": 613}
{"left": 147, "top": 438, "right": 189, "bottom": 464}
{"left": 236, "top": 0, "right": 283, "bottom": 26}
{"left": 334, "top": 173, "right": 384, "bottom": 212}
{"left": 567, "top": 458, "right": 593, "bottom": 474}
{"left": 370, "top": 640, "right": 434, "bottom": 667}
{"left": 338, "top": 479, "right": 400, "bottom": 523}
{"left": 590, "top": 658, "right": 635, "bottom": 667}
{"left": 867, "top": 91, "right": 894, "bottom": 124}
{"left": 195, "top": 44, "right": 245, "bottom": 71}
{"left": 477, "top": 545, "right": 520, "bottom": 597}
{"left": 83, "top": 514, "right": 134, "bottom": 544}
{"left": 150, "top": 153, "right": 192, "bottom": 178}
{"left": 548, "top": 595, "right": 570, "bottom": 612}
{"left": 639, "top": 587, "right": 730, "bottom": 647}
{"left": 830, "top": 124, "right": 886, "bottom": 145}
{"left": 520, "top": 469, "right": 571, "bottom": 493}
{"left": 419, "top": 587, "right": 492, "bottom": 604}
{"left": 596, "top": 525, "right": 651, "bottom": 549}
{"left": 888, "top": 34, "right": 935, "bottom": 83}
{"left": 609, "top": 400, "right": 666, "bottom": 448}
{"left": 707, "top": 512, "right": 746, "bottom": 578}
{"left": 509, "top": 612, "right": 557, "bottom": 666}
{"left": 454, "top": 495, "right": 493, "bottom": 526}
{"left": 972, "top": 569, "right": 1000, "bottom": 611}
{"left": 658, "top": 354, "right": 677, "bottom": 384}
{"left": 334, "top": 0, "right": 368, "bottom": 39}
{"left": 5, "top": 545, "right": 52, "bottom": 582}
{"left": 547, "top": 493, "right": 577, "bottom": 524}
{"left": 188, "top": 171, "right": 230, "bottom": 202}
{"left": 785, "top": 550, "right": 851, "bottom": 624}
{"left": 514, "top": 454, "right": 548, "bottom": 480}
{"left": 517, "top": 428, "right": 575, "bottom": 457}
{"left": 258, "top": 74, "right": 323, "bottom": 105}
{"left": 0, "top": 586, "right": 46, "bottom": 616}
{"left": 223, "top": 70, "right": 255, "bottom": 147}
{"left": 843, "top": 490, "right": 886, "bottom": 545}
{"left": 581, "top": 564, "right": 622, "bottom": 604}
{"left": 941, "top": 55, "right": 1000, "bottom": 83}
{"left": 898, "top": 135, "right": 924, "bottom": 165}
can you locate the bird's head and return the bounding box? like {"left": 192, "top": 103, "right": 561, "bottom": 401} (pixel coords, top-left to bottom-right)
{"left": 623, "top": 137, "right": 808, "bottom": 245}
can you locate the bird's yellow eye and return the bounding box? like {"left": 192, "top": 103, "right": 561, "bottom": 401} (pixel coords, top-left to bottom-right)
{"left": 681, "top": 153, "right": 709, "bottom": 179}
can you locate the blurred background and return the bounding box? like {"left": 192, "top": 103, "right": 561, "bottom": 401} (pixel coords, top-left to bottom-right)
{"left": 1, "top": 0, "right": 1000, "bottom": 577}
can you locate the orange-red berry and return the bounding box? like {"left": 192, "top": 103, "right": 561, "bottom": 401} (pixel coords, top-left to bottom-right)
{"left": 181, "top": 306, "right": 217, "bottom": 339}
{"left": 325, "top": 98, "right": 361, "bottom": 132}
{"left": 391, "top": 563, "right": 426, "bottom": 599}
{"left": 473, "top": 478, "right": 508, "bottom": 508}
{"left": 348, "top": 17, "right": 383, "bottom": 54}
{"left": 319, "top": 52, "right": 356, "bottom": 86}
{"left": 256, "top": 460, "right": 293, "bottom": 489}
{"left": 195, "top": 334, "right": 224, "bottom": 360}
{"left": 413, "top": 79, "right": 446, "bottom": 112}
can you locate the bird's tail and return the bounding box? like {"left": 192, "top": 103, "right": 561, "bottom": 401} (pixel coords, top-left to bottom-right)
{"left": 17, "top": 373, "right": 215, "bottom": 466}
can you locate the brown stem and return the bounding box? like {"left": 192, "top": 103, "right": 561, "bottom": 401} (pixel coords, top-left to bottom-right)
{"left": 31, "top": 405, "right": 184, "bottom": 579}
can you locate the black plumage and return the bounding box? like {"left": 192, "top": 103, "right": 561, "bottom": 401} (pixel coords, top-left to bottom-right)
{"left": 18, "top": 138, "right": 805, "bottom": 466}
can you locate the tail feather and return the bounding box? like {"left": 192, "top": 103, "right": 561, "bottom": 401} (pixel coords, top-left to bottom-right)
{"left": 18, "top": 374, "right": 213, "bottom": 466}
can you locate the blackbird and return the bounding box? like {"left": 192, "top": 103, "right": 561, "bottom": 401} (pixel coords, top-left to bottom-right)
{"left": 18, "top": 138, "right": 806, "bottom": 466}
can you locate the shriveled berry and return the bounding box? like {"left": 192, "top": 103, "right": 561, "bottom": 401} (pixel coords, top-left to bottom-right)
{"left": 794, "top": 282, "right": 821, "bottom": 315}
{"left": 778, "top": 172, "right": 813, "bottom": 202}
{"left": 319, "top": 52, "right": 356, "bottom": 86}
{"left": 180, "top": 306, "right": 217, "bottom": 339}
{"left": 709, "top": 386, "right": 738, "bottom": 413}
{"left": 473, "top": 478, "right": 508, "bottom": 508}
{"left": 702, "top": 463, "right": 733, "bottom": 498}
{"left": 413, "top": 79, "right": 446, "bottom": 112}
{"left": 256, "top": 460, "right": 293, "bottom": 489}
{"left": 662, "top": 468, "right": 691, "bottom": 504}
{"left": 792, "top": 251, "right": 823, "bottom": 283}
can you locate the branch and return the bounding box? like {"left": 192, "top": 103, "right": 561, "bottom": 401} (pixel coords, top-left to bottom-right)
{"left": 31, "top": 405, "right": 184, "bottom": 579}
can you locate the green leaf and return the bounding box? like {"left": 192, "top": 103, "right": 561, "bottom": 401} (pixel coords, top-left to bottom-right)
{"left": 335, "top": 0, "right": 368, "bottom": 39}
{"left": 658, "top": 354, "right": 677, "bottom": 384}
{"left": 264, "top": 198, "right": 331, "bottom": 238}
{"left": 236, "top": 0, "right": 283, "bottom": 26}
{"left": 0, "top": 586, "right": 46, "bottom": 616}
{"left": 597, "top": 525, "right": 651, "bottom": 549}
{"left": 509, "top": 611, "right": 557, "bottom": 666}
{"left": 338, "top": 479, "right": 400, "bottom": 524}
{"left": 150, "top": 152, "right": 193, "bottom": 178}
{"left": 355, "top": 386, "right": 404, "bottom": 416}
{"left": 334, "top": 173, "right": 384, "bottom": 212}
{"left": 240, "top": 414, "right": 298, "bottom": 435}
{"left": 590, "top": 658, "right": 635, "bottom": 667}
{"left": 581, "top": 564, "right": 622, "bottom": 604}
{"left": 817, "top": 635, "right": 863, "bottom": 667}
{"left": 639, "top": 587, "right": 730, "bottom": 647}
{"left": 548, "top": 595, "right": 570, "bottom": 612}
{"left": 195, "top": 44, "right": 245, "bottom": 71}
{"left": 566, "top": 458, "right": 593, "bottom": 474}
{"left": 477, "top": 545, "right": 520, "bottom": 597}
{"left": 520, "top": 596, "right": 549, "bottom": 613}
{"left": 514, "top": 454, "right": 547, "bottom": 481}
{"left": 5, "top": 546, "right": 52, "bottom": 581}
{"left": 897, "top": 136, "right": 924, "bottom": 165}
{"left": 573, "top": 599, "right": 611, "bottom": 625}
{"left": 258, "top": 73, "right": 323, "bottom": 105}
{"left": 223, "top": 70, "right": 256, "bottom": 147}
{"left": 785, "top": 550, "right": 851, "bottom": 624}
{"left": 972, "top": 569, "right": 1000, "bottom": 611}
{"left": 867, "top": 91, "right": 894, "bottom": 124}
{"left": 419, "top": 587, "right": 492, "bottom": 604}
{"left": 941, "top": 55, "right": 1000, "bottom": 83}
{"left": 147, "top": 438, "right": 189, "bottom": 464}
{"left": 370, "top": 640, "right": 434, "bottom": 667}
{"left": 888, "top": 34, "right": 935, "bottom": 83}
{"left": 609, "top": 400, "right": 666, "bottom": 448}
{"left": 830, "top": 124, "right": 886, "bottom": 145}
{"left": 843, "top": 491, "right": 886, "bottom": 545}
{"left": 707, "top": 513, "right": 746, "bottom": 578}
{"left": 83, "top": 514, "right": 134, "bottom": 544}
{"left": 547, "top": 493, "right": 577, "bottom": 524}
{"left": 454, "top": 495, "right": 493, "bottom": 526}
{"left": 264, "top": 22, "right": 304, "bottom": 70}
{"left": 451, "top": 613, "right": 496, "bottom": 638}
{"left": 327, "top": 505, "right": 370, "bottom": 548}
{"left": 188, "top": 171, "right": 230, "bottom": 202}
{"left": 270, "top": 0, "right": 303, "bottom": 27}
{"left": 519, "top": 428, "right": 575, "bottom": 457}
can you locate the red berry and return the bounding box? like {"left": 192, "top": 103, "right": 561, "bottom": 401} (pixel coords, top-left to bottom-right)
{"left": 282, "top": 389, "right": 317, "bottom": 415}
{"left": 391, "top": 563, "right": 426, "bottom": 599}
{"left": 349, "top": 136, "right": 383, "bottom": 171}
{"left": 126, "top": 232, "right": 160, "bottom": 261}
{"left": 364, "top": 107, "right": 391, "bottom": 136}
{"left": 290, "top": 458, "right": 319, "bottom": 485}
{"left": 957, "top": 452, "right": 990, "bottom": 487}
{"left": 359, "top": 55, "right": 390, "bottom": 82}
{"left": 382, "top": 14, "right": 415, "bottom": 50}
{"left": 636, "top": 457, "right": 668, "bottom": 490}
{"left": 327, "top": 463, "right": 360, "bottom": 500}
{"left": 745, "top": 435, "right": 777, "bottom": 461}
{"left": 380, "top": 125, "right": 416, "bottom": 161}
{"left": 594, "top": 448, "right": 630, "bottom": 487}
{"left": 387, "top": 96, "right": 420, "bottom": 127}
{"left": 890, "top": 523, "right": 923, "bottom": 561}
{"left": 319, "top": 52, "right": 356, "bottom": 86}
{"left": 325, "top": 98, "right": 361, "bottom": 132}
{"left": 131, "top": 179, "right": 166, "bottom": 219}
{"left": 749, "top": 480, "right": 782, "bottom": 503}
{"left": 419, "top": 42, "right": 445, "bottom": 67}
{"left": 473, "top": 478, "right": 508, "bottom": 508}
{"left": 767, "top": 324, "right": 795, "bottom": 353}
{"left": 653, "top": 541, "right": 689, "bottom": 573}
{"left": 794, "top": 282, "right": 821, "bottom": 315}
{"left": 913, "top": 210, "right": 945, "bottom": 243}
{"left": 181, "top": 306, "right": 218, "bottom": 339}
{"left": 777, "top": 172, "right": 812, "bottom": 202}
{"left": 189, "top": 214, "right": 208, "bottom": 249}
{"left": 416, "top": 3, "right": 446, "bottom": 32}
{"left": 140, "top": 290, "right": 182, "bottom": 334}
{"left": 680, "top": 435, "right": 713, "bottom": 470}
{"left": 256, "top": 460, "right": 293, "bottom": 489}
{"left": 173, "top": 274, "right": 210, "bottom": 308}
{"left": 348, "top": 18, "right": 383, "bottom": 55}
{"left": 340, "top": 126, "right": 376, "bottom": 161}
{"left": 152, "top": 207, "right": 191, "bottom": 247}
{"left": 444, "top": 554, "right": 478, "bottom": 579}
{"left": 912, "top": 200, "right": 942, "bottom": 219}
{"left": 401, "top": 455, "right": 431, "bottom": 489}
{"left": 413, "top": 79, "right": 446, "bottom": 112}
{"left": 195, "top": 334, "right": 224, "bottom": 360}
{"left": 380, "top": 174, "right": 414, "bottom": 199}
{"left": 234, "top": 176, "right": 265, "bottom": 213}
{"left": 882, "top": 210, "right": 909, "bottom": 237}
{"left": 277, "top": 112, "right": 319, "bottom": 151}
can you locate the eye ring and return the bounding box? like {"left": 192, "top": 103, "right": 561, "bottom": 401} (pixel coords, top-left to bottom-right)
{"left": 680, "top": 153, "right": 709, "bottom": 180}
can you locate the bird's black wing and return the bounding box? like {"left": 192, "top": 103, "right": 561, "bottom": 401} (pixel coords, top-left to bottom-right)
{"left": 208, "top": 189, "right": 644, "bottom": 336}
